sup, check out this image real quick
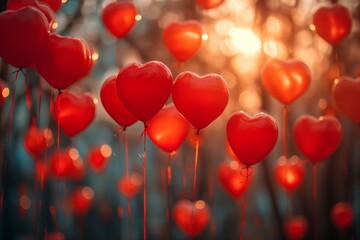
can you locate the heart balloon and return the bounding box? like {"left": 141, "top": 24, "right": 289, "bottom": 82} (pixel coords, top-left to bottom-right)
{"left": 147, "top": 104, "right": 190, "bottom": 153}
{"left": 70, "top": 186, "right": 94, "bottom": 215}
{"left": 163, "top": 20, "right": 203, "bottom": 62}
{"left": 0, "top": 7, "right": 49, "bottom": 68}
{"left": 23, "top": 126, "right": 53, "bottom": 158}
{"left": 39, "top": 0, "right": 63, "bottom": 12}
{"left": 102, "top": 2, "right": 137, "bottom": 38}
{"left": 195, "top": 0, "right": 225, "bottom": 9}
{"left": 36, "top": 34, "right": 93, "bottom": 90}
{"left": 217, "top": 161, "right": 248, "bottom": 198}
{"left": 116, "top": 61, "right": 173, "bottom": 123}
{"left": 88, "top": 144, "right": 112, "bottom": 173}
{"left": 274, "top": 156, "right": 305, "bottom": 192}
{"left": 332, "top": 76, "right": 360, "bottom": 124}
{"left": 226, "top": 111, "right": 278, "bottom": 166}
{"left": 0, "top": 80, "right": 10, "bottom": 105}
{"left": 172, "top": 71, "right": 229, "bottom": 130}
{"left": 53, "top": 91, "right": 96, "bottom": 137}
{"left": 262, "top": 58, "right": 311, "bottom": 104}
{"left": 331, "top": 202, "right": 353, "bottom": 230}
{"left": 118, "top": 173, "right": 143, "bottom": 198}
{"left": 7, "top": 0, "right": 55, "bottom": 26}
{"left": 100, "top": 75, "right": 137, "bottom": 127}
{"left": 49, "top": 148, "right": 85, "bottom": 180}
{"left": 293, "top": 115, "right": 342, "bottom": 163}
{"left": 284, "top": 216, "right": 308, "bottom": 240}
{"left": 313, "top": 4, "right": 352, "bottom": 45}
{"left": 173, "top": 199, "right": 211, "bottom": 237}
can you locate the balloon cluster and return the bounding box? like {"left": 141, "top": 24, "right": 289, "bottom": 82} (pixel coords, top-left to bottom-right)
{"left": 0, "top": 0, "right": 357, "bottom": 239}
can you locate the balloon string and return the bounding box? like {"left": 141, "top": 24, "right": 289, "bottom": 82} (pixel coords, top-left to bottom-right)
{"left": 143, "top": 124, "right": 147, "bottom": 240}
{"left": 125, "top": 129, "right": 132, "bottom": 240}
{"left": 25, "top": 77, "right": 32, "bottom": 111}
{"left": 33, "top": 171, "right": 37, "bottom": 235}
{"left": 282, "top": 105, "right": 288, "bottom": 161}
{"left": 192, "top": 130, "right": 200, "bottom": 200}
{"left": 240, "top": 166, "right": 249, "bottom": 240}
{"left": 8, "top": 79, "right": 16, "bottom": 143}
{"left": 313, "top": 163, "right": 317, "bottom": 240}
{"left": 38, "top": 77, "right": 43, "bottom": 126}
{"left": 56, "top": 92, "right": 61, "bottom": 239}
{"left": 166, "top": 153, "right": 173, "bottom": 240}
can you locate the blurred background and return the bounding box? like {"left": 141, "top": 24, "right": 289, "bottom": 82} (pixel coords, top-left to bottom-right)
{"left": 0, "top": 0, "right": 360, "bottom": 239}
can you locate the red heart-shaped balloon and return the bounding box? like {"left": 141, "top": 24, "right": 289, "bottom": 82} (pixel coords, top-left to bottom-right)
{"left": 332, "top": 76, "right": 360, "bottom": 124}
{"left": 163, "top": 20, "right": 203, "bottom": 62}
{"left": 227, "top": 111, "right": 278, "bottom": 166}
{"left": 116, "top": 61, "right": 173, "bottom": 123}
{"left": 195, "top": 0, "right": 225, "bottom": 9}
{"left": 53, "top": 91, "right": 96, "bottom": 137}
{"left": 293, "top": 115, "right": 342, "bottom": 163}
{"left": 70, "top": 186, "right": 94, "bottom": 215}
{"left": 39, "top": 0, "right": 63, "bottom": 12}
{"left": 0, "top": 80, "right": 10, "bottom": 105}
{"left": 262, "top": 58, "right": 311, "bottom": 104}
{"left": 100, "top": 75, "right": 137, "bottom": 127}
{"left": 294, "top": 115, "right": 342, "bottom": 164}
{"left": 50, "top": 148, "right": 85, "bottom": 180}
{"left": 313, "top": 4, "right": 352, "bottom": 45}
{"left": 173, "top": 199, "right": 211, "bottom": 237}
{"left": 88, "top": 144, "right": 112, "bottom": 173}
{"left": 274, "top": 156, "right": 305, "bottom": 192}
{"left": 102, "top": 2, "right": 137, "bottom": 38}
{"left": 118, "top": 173, "right": 143, "bottom": 198}
{"left": 217, "top": 161, "right": 248, "bottom": 198}
{"left": 172, "top": 71, "right": 229, "bottom": 130}
{"left": 0, "top": 7, "right": 49, "bottom": 68}
{"left": 331, "top": 202, "right": 353, "bottom": 230}
{"left": 7, "top": 0, "right": 55, "bottom": 26}
{"left": 36, "top": 34, "right": 93, "bottom": 90}
{"left": 284, "top": 216, "right": 308, "bottom": 240}
{"left": 148, "top": 104, "right": 190, "bottom": 153}
{"left": 23, "top": 126, "right": 53, "bottom": 158}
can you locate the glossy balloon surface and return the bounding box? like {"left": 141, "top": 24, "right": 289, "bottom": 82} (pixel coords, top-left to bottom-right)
{"left": 172, "top": 71, "right": 229, "bottom": 129}
{"left": 313, "top": 4, "right": 352, "bottom": 45}
{"left": 102, "top": 2, "right": 137, "bottom": 38}
{"left": 148, "top": 104, "right": 190, "bottom": 153}
{"left": 262, "top": 58, "right": 311, "bottom": 104}
{"left": 293, "top": 115, "right": 342, "bottom": 163}
{"left": 116, "top": 61, "right": 173, "bottom": 122}
{"left": 195, "top": 0, "right": 225, "bottom": 9}
{"left": 53, "top": 91, "right": 96, "bottom": 137}
{"left": 163, "top": 20, "right": 202, "bottom": 62}
{"left": 227, "top": 111, "right": 278, "bottom": 166}
{"left": 36, "top": 34, "right": 93, "bottom": 90}
{"left": 100, "top": 75, "right": 137, "bottom": 127}
{"left": 39, "top": 0, "right": 62, "bottom": 12}
{"left": 332, "top": 76, "right": 360, "bottom": 124}
{"left": 0, "top": 7, "right": 49, "bottom": 68}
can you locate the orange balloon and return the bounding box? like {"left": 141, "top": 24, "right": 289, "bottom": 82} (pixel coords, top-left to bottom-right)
{"left": 262, "top": 58, "right": 311, "bottom": 104}
{"left": 163, "top": 20, "right": 202, "bottom": 62}
{"left": 332, "top": 76, "right": 360, "bottom": 124}
{"left": 217, "top": 161, "right": 248, "bottom": 198}
{"left": 147, "top": 104, "right": 190, "bottom": 153}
